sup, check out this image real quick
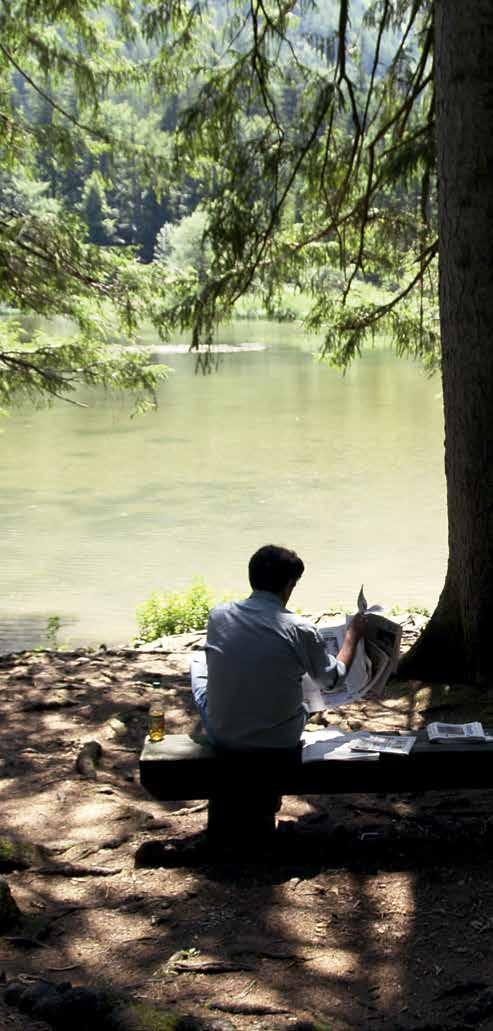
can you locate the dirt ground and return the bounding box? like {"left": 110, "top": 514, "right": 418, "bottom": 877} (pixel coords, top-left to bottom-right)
{"left": 2, "top": 618, "right": 493, "bottom": 1030}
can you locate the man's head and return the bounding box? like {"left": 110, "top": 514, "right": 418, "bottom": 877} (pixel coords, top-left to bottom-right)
{"left": 248, "top": 544, "right": 304, "bottom": 603}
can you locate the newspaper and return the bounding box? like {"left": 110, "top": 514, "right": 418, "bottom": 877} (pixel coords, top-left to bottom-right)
{"left": 301, "top": 728, "right": 380, "bottom": 763}
{"left": 426, "top": 721, "right": 485, "bottom": 743}
{"left": 302, "top": 586, "right": 402, "bottom": 713}
{"left": 350, "top": 733, "right": 416, "bottom": 755}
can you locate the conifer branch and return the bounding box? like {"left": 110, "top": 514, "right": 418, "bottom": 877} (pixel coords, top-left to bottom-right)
{"left": 0, "top": 43, "right": 110, "bottom": 141}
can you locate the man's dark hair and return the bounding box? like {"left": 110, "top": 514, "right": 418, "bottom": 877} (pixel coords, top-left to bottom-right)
{"left": 248, "top": 544, "right": 304, "bottom": 593}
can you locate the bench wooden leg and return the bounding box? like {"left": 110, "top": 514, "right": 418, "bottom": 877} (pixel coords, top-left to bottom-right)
{"left": 207, "top": 793, "right": 278, "bottom": 850}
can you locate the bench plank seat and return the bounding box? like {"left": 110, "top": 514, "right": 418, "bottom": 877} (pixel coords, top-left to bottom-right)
{"left": 140, "top": 731, "right": 493, "bottom": 801}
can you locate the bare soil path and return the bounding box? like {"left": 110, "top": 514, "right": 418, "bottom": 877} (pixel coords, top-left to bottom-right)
{"left": 2, "top": 622, "right": 493, "bottom": 1030}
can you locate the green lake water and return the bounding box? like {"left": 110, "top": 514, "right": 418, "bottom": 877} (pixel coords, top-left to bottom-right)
{"left": 0, "top": 320, "right": 447, "bottom": 651}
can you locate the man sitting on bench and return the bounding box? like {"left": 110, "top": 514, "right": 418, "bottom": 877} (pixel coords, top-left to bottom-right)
{"left": 192, "top": 544, "right": 366, "bottom": 751}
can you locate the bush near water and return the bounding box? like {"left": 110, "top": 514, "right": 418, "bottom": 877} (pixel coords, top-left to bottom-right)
{"left": 136, "top": 581, "right": 433, "bottom": 645}
{"left": 136, "top": 580, "right": 215, "bottom": 641}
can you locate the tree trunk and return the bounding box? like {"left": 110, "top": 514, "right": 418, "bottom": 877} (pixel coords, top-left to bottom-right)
{"left": 398, "top": 0, "right": 493, "bottom": 684}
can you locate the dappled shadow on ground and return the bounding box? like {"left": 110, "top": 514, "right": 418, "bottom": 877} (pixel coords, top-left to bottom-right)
{"left": 135, "top": 793, "right": 493, "bottom": 880}
{"left": 130, "top": 797, "right": 493, "bottom": 1030}
{"left": 2, "top": 644, "right": 493, "bottom": 1030}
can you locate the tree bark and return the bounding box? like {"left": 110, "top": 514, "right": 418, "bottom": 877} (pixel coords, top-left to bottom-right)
{"left": 399, "top": 1, "right": 493, "bottom": 683}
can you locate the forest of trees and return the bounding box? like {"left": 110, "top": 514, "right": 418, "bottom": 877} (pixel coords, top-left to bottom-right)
{"left": 5, "top": 0, "right": 402, "bottom": 262}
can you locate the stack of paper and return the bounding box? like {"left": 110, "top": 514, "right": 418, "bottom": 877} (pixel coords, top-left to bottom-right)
{"left": 426, "top": 721, "right": 485, "bottom": 742}
{"left": 349, "top": 734, "right": 416, "bottom": 755}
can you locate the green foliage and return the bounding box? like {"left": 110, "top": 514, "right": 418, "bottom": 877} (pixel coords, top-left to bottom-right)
{"left": 390, "top": 604, "right": 430, "bottom": 618}
{"left": 0, "top": 1, "right": 175, "bottom": 407}
{"left": 136, "top": 580, "right": 215, "bottom": 641}
{"left": 0, "top": 0, "right": 438, "bottom": 402}
{"left": 45, "top": 615, "right": 61, "bottom": 649}
{"left": 155, "top": 207, "right": 211, "bottom": 278}
{"left": 0, "top": 319, "right": 169, "bottom": 411}
{"left": 127, "top": 1004, "right": 182, "bottom": 1030}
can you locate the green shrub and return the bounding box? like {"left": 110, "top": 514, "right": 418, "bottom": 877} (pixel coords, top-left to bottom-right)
{"left": 390, "top": 604, "right": 430, "bottom": 617}
{"left": 46, "top": 615, "right": 61, "bottom": 649}
{"left": 136, "top": 579, "right": 215, "bottom": 641}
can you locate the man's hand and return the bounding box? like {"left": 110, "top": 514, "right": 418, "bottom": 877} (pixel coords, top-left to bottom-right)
{"left": 337, "top": 612, "right": 368, "bottom": 670}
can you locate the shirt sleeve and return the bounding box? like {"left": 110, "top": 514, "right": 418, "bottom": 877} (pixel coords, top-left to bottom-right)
{"left": 301, "top": 625, "right": 346, "bottom": 687}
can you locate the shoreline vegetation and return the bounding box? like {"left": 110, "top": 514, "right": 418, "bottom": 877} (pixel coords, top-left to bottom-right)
{"left": 134, "top": 580, "right": 430, "bottom": 649}
{"left": 0, "top": 590, "right": 431, "bottom": 657}
{"left": 1, "top": 276, "right": 396, "bottom": 350}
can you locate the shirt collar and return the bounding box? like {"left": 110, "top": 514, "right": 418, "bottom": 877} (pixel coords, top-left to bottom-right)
{"left": 249, "top": 590, "right": 285, "bottom": 609}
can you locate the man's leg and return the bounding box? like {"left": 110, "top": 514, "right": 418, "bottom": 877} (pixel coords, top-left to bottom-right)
{"left": 190, "top": 652, "right": 215, "bottom": 740}
{"left": 207, "top": 791, "right": 277, "bottom": 850}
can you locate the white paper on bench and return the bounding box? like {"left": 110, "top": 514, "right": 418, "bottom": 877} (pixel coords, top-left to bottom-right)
{"left": 301, "top": 728, "right": 379, "bottom": 762}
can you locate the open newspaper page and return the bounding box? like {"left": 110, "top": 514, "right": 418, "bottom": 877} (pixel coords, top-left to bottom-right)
{"left": 302, "top": 587, "right": 402, "bottom": 713}
{"left": 302, "top": 621, "right": 370, "bottom": 712}
{"left": 301, "top": 728, "right": 380, "bottom": 762}
{"left": 301, "top": 728, "right": 415, "bottom": 763}
{"left": 366, "top": 612, "right": 402, "bottom": 674}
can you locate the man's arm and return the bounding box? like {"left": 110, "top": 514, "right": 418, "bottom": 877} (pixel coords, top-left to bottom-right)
{"left": 301, "top": 612, "right": 367, "bottom": 688}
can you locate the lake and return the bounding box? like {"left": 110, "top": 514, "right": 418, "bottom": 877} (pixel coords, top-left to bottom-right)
{"left": 0, "top": 320, "right": 447, "bottom": 651}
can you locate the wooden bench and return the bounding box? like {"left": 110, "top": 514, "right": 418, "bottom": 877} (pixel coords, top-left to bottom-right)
{"left": 139, "top": 732, "right": 493, "bottom": 846}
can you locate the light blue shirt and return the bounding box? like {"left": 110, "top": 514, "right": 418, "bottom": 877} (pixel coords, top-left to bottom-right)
{"left": 205, "top": 590, "right": 345, "bottom": 749}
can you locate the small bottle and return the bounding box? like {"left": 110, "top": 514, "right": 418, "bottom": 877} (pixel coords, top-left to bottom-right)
{"left": 148, "top": 700, "right": 165, "bottom": 742}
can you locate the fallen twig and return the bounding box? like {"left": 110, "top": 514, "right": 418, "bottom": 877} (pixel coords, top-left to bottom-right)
{"left": 210, "top": 1002, "right": 290, "bottom": 1015}
{"left": 237, "top": 978, "right": 258, "bottom": 999}
{"left": 59, "top": 832, "right": 132, "bottom": 862}
{"left": 172, "top": 958, "right": 253, "bottom": 974}
{"left": 166, "top": 950, "right": 253, "bottom": 974}
{"left": 34, "top": 863, "right": 122, "bottom": 877}
{"left": 169, "top": 801, "right": 208, "bottom": 817}
{"left": 43, "top": 964, "right": 81, "bottom": 972}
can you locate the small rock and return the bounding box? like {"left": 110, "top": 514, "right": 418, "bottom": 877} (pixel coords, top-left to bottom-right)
{"left": 107, "top": 718, "right": 127, "bottom": 738}
{"left": 76, "top": 741, "right": 103, "bottom": 780}
{"left": 0, "top": 835, "right": 47, "bottom": 873}
{"left": 22, "top": 690, "right": 76, "bottom": 711}
{"left": 150, "top": 913, "right": 171, "bottom": 926}
{"left": 0, "top": 880, "right": 21, "bottom": 930}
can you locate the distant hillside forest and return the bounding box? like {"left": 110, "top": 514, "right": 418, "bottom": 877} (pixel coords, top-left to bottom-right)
{"left": 6, "top": 0, "right": 402, "bottom": 264}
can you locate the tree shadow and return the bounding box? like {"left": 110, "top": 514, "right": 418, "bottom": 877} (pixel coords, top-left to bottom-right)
{"left": 3, "top": 656, "right": 493, "bottom": 1030}
{"left": 4, "top": 783, "right": 493, "bottom": 1030}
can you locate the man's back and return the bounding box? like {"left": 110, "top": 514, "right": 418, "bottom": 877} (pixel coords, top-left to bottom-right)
{"left": 205, "top": 590, "right": 339, "bottom": 749}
